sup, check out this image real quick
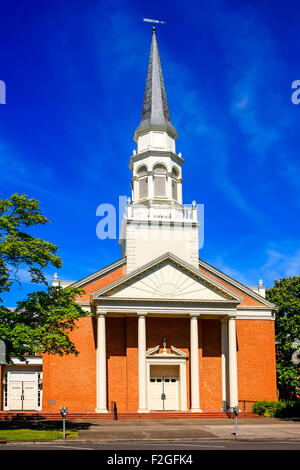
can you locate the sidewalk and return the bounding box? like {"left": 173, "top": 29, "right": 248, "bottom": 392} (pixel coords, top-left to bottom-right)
{"left": 71, "top": 418, "right": 300, "bottom": 442}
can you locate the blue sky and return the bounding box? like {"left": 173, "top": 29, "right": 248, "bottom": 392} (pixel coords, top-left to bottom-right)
{"left": 1, "top": 0, "right": 300, "bottom": 306}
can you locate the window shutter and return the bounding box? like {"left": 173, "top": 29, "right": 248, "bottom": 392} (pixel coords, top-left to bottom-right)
{"left": 139, "top": 177, "right": 148, "bottom": 199}
{"left": 172, "top": 179, "right": 177, "bottom": 200}
{"left": 154, "top": 176, "right": 166, "bottom": 196}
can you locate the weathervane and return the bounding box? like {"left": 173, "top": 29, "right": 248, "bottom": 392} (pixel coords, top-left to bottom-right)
{"left": 143, "top": 17, "right": 166, "bottom": 31}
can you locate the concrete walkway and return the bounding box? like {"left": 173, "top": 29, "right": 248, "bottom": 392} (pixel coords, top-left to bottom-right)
{"left": 71, "top": 418, "right": 300, "bottom": 442}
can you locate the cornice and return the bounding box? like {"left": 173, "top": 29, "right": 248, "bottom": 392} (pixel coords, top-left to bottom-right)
{"left": 96, "top": 297, "right": 240, "bottom": 305}
{"left": 129, "top": 150, "right": 184, "bottom": 170}
{"left": 134, "top": 125, "right": 178, "bottom": 142}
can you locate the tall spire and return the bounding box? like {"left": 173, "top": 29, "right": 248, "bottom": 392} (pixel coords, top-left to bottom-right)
{"left": 136, "top": 26, "right": 176, "bottom": 135}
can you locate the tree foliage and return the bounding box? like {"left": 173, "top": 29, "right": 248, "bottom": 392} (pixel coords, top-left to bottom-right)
{"left": 0, "top": 193, "right": 88, "bottom": 362}
{"left": 0, "top": 193, "right": 62, "bottom": 296}
{"left": 0, "top": 286, "right": 87, "bottom": 361}
{"left": 266, "top": 276, "right": 300, "bottom": 400}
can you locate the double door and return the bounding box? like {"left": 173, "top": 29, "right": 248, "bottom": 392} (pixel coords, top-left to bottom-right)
{"left": 9, "top": 380, "right": 36, "bottom": 411}
{"left": 149, "top": 375, "right": 179, "bottom": 411}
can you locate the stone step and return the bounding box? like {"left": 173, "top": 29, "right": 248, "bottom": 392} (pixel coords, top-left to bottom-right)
{"left": 0, "top": 410, "right": 260, "bottom": 421}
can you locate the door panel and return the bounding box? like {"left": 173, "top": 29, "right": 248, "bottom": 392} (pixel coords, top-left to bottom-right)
{"left": 164, "top": 377, "right": 179, "bottom": 410}
{"left": 9, "top": 382, "right": 23, "bottom": 410}
{"left": 22, "top": 381, "right": 36, "bottom": 410}
{"left": 149, "top": 378, "right": 164, "bottom": 410}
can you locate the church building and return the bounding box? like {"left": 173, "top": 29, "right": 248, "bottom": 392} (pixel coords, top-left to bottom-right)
{"left": 0, "top": 26, "right": 277, "bottom": 416}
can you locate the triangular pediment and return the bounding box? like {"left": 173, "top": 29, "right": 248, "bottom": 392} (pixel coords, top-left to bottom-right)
{"left": 146, "top": 345, "right": 188, "bottom": 358}
{"left": 92, "top": 253, "right": 242, "bottom": 303}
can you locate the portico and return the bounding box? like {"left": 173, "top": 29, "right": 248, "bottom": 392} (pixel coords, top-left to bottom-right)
{"left": 94, "top": 309, "right": 239, "bottom": 413}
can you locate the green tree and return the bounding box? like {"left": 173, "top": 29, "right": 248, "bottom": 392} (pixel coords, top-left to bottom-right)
{"left": 266, "top": 277, "right": 300, "bottom": 400}
{"left": 0, "top": 193, "right": 87, "bottom": 362}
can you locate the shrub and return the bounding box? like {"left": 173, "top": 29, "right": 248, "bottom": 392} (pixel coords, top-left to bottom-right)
{"left": 252, "top": 400, "right": 300, "bottom": 418}
{"left": 252, "top": 401, "right": 269, "bottom": 415}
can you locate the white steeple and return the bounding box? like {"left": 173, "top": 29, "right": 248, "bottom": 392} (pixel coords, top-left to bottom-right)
{"left": 119, "top": 27, "right": 200, "bottom": 272}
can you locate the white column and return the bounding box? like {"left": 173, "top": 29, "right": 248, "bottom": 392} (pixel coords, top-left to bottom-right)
{"left": 148, "top": 172, "right": 154, "bottom": 200}
{"left": 167, "top": 173, "right": 173, "bottom": 200}
{"left": 95, "top": 312, "right": 108, "bottom": 413}
{"left": 221, "top": 319, "right": 228, "bottom": 411}
{"left": 228, "top": 316, "right": 238, "bottom": 410}
{"left": 178, "top": 178, "right": 183, "bottom": 205}
{"left": 132, "top": 176, "right": 138, "bottom": 203}
{"left": 190, "top": 314, "right": 201, "bottom": 412}
{"left": 137, "top": 313, "right": 148, "bottom": 412}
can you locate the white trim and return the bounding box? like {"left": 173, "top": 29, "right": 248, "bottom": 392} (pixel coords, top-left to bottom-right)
{"left": 96, "top": 304, "right": 237, "bottom": 316}
{"left": 236, "top": 315, "right": 275, "bottom": 320}
{"left": 9, "top": 356, "right": 43, "bottom": 365}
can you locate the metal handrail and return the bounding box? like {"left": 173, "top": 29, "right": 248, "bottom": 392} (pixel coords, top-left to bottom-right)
{"left": 238, "top": 400, "right": 255, "bottom": 411}
{"left": 111, "top": 401, "right": 118, "bottom": 420}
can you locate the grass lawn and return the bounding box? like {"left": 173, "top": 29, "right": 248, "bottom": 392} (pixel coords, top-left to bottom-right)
{"left": 0, "top": 429, "right": 78, "bottom": 441}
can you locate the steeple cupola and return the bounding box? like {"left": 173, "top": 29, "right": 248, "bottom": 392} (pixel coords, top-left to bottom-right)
{"left": 130, "top": 26, "right": 182, "bottom": 206}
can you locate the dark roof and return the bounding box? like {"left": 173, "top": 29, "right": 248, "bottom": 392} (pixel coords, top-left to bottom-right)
{"left": 136, "top": 27, "right": 176, "bottom": 134}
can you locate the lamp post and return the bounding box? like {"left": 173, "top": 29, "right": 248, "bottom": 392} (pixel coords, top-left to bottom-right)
{"left": 60, "top": 407, "right": 68, "bottom": 439}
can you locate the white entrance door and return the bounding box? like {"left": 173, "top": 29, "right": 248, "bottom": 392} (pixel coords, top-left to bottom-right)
{"left": 149, "top": 366, "right": 179, "bottom": 411}
{"left": 8, "top": 374, "right": 37, "bottom": 411}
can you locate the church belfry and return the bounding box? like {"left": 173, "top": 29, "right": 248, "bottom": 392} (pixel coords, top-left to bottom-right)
{"left": 119, "top": 26, "right": 200, "bottom": 272}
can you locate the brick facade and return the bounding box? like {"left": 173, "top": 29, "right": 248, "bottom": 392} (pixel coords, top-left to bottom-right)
{"left": 236, "top": 319, "right": 277, "bottom": 403}
{"left": 39, "top": 315, "right": 277, "bottom": 413}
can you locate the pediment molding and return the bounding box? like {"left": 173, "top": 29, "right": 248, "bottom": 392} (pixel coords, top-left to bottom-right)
{"left": 92, "top": 253, "right": 242, "bottom": 304}
{"left": 146, "top": 345, "right": 188, "bottom": 359}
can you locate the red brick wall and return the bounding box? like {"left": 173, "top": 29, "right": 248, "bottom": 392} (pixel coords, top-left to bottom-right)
{"left": 106, "top": 317, "right": 222, "bottom": 412}
{"left": 125, "top": 318, "right": 139, "bottom": 411}
{"left": 106, "top": 317, "right": 127, "bottom": 411}
{"left": 236, "top": 319, "right": 278, "bottom": 402}
{"left": 42, "top": 316, "right": 97, "bottom": 412}
{"left": 200, "top": 319, "right": 222, "bottom": 411}
{"left": 78, "top": 265, "right": 126, "bottom": 302}
{"left": 40, "top": 315, "right": 277, "bottom": 413}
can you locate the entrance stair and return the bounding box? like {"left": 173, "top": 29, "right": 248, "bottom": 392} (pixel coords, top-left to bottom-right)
{"left": 0, "top": 410, "right": 261, "bottom": 420}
